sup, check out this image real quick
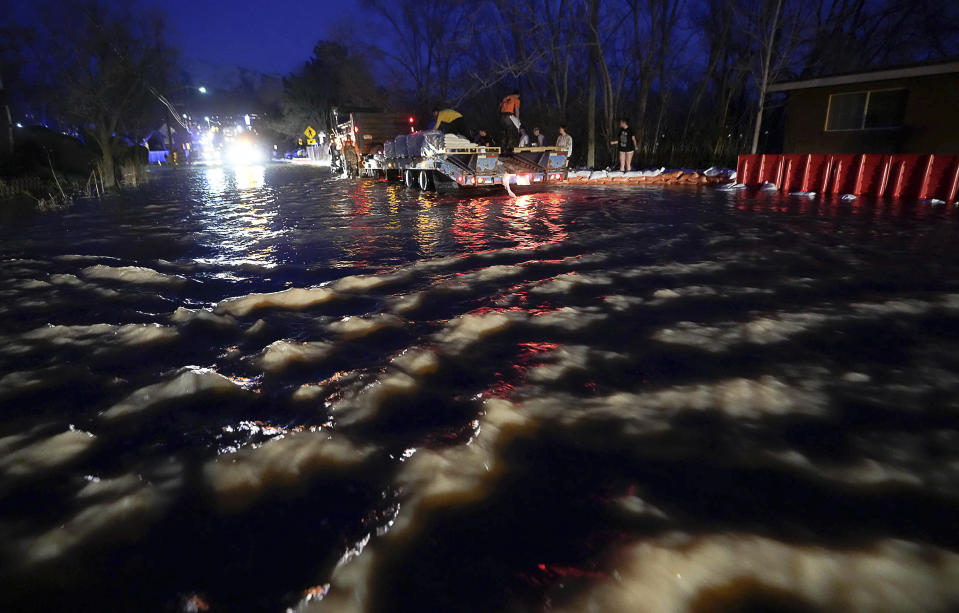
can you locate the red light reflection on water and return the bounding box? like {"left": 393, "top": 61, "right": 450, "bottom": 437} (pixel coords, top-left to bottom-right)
{"left": 731, "top": 191, "right": 957, "bottom": 222}
{"left": 451, "top": 192, "right": 570, "bottom": 253}
{"left": 482, "top": 340, "right": 561, "bottom": 399}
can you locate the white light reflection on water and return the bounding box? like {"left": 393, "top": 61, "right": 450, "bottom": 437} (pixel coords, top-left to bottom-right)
{"left": 193, "top": 165, "right": 283, "bottom": 276}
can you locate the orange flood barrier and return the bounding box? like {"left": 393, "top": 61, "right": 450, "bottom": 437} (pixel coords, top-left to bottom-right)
{"left": 736, "top": 153, "right": 959, "bottom": 202}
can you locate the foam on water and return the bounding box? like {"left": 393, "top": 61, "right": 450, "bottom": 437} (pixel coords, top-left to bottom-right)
{"left": 331, "top": 270, "right": 411, "bottom": 293}
{"left": 333, "top": 372, "right": 419, "bottom": 426}
{"left": 529, "top": 272, "right": 613, "bottom": 294}
{"left": 0, "top": 429, "right": 96, "bottom": 477}
{"left": 171, "top": 306, "right": 237, "bottom": 330}
{"left": 11, "top": 323, "right": 178, "bottom": 355}
{"left": 258, "top": 340, "right": 333, "bottom": 373}
{"left": 306, "top": 399, "right": 534, "bottom": 612}
{"left": 48, "top": 273, "right": 120, "bottom": 297}
{"left": 215, "top": 286, "right": 336, "bottom": 317}
{"left": 18, "top": 462, "right": 181, "bottom": 567}
{"left": 328, "top": 314, "right": 403, "bottom": 340}
{"left": 390, "top": 348, "right": 440, "bottom": 376}
{"left": 435, "top": 312, "right": 521, "bottom": 352}
{"left": 81, "top": 264, "right": 186, "bottom": 286}
{"left": 554, "top": 534, "right": 959, "bottom": 613}
{"left": 101, "top": 368, "right": 244, "bottom": 420}
{"left": 204, "top": 430, "right": 375, "bottom": 510}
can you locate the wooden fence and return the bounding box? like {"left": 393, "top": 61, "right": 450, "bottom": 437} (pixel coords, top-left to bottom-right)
{"left": 0, "top": 177, "right": 45, "bottom": 198}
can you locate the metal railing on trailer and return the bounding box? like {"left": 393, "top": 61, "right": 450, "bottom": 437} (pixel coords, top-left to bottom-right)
{"left": 363, "top": 144, "right": 569, "bottom": 191}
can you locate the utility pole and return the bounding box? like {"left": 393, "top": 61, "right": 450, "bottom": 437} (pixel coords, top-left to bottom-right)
{"left": 166, "top": 107, "right": 176, "bottom": 165}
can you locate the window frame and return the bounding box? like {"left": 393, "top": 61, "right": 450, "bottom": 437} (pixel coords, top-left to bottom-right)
{"left": 823, "top": 87, "right": 908, "bottom": 133}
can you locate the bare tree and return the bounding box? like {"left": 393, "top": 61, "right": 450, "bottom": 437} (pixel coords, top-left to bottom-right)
{"left": 45, "top": 0, "right": 175, "bottom": 187}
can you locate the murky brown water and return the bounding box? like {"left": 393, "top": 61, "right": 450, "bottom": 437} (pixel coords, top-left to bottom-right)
{"left": 2, "top": 164, "right": 959, "bottom": 612}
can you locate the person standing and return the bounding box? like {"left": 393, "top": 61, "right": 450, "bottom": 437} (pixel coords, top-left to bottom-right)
{"left": 530, "top": 127, "right": 545, "bottom": 146}
{"left": 517, "top": 126, "right": 530, "bottom": 148}
{"left": 556, "top": 124, "right": 573, "bottom": 157}
{"left": 476, "top": 129, "right": 494, "bottom": 147}
{"left": 498, "top": 91, "right": 521, "bottom": 152}
{"left": 611, "top": 118, "right": 637, "bottom": 172}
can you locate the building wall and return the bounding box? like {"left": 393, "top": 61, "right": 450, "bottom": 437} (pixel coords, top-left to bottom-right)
{"left": 782, "top": 73, "right": 959, "bottom": 154}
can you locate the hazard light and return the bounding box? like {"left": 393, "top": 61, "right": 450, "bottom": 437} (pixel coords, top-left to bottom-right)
{"left": 408, "top": 117, "right": 414, "bottom": 123}
{"left": 354, "top": 126, "right": 359, "bottom": 133}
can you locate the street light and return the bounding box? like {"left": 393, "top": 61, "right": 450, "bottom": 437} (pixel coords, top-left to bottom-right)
{"left": 198, "top": 86, "right": 207, "bottom": 94}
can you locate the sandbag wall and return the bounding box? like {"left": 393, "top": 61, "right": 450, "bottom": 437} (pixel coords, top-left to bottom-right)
{"left": 737, "top": 153, "right": 959, "bottom": 201}
{"left": 563, "top": 169, "right": 731, "bottom": 185}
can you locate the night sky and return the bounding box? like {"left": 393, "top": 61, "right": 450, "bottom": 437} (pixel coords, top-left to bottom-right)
{"left": 154, "top": 0, "right": 364, "bottom": 75}
{"left": 12, "top": 0, "right": 365, "bottom": 76}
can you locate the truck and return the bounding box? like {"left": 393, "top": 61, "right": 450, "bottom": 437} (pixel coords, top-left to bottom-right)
{"left": 332, "top": 109, "right": 569, "bottom": 192}
{"left": 331, "top": 108, "right": 414, "bottom": 177}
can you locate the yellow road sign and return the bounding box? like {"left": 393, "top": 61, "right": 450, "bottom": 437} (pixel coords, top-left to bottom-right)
{"left": 306, "top": 137, "right": 317, "bottom": 146}
{"left": 304, "top": 125, "right": 317, "bottom": 139}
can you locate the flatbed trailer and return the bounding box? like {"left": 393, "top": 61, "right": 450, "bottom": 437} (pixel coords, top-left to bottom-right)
{"left": 361, "top": 142, "right": 570, "bottom": 192}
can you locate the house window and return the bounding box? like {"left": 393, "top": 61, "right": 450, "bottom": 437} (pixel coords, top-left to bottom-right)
{"left": 825, "top": 88, "right": 908, "bottom": 131}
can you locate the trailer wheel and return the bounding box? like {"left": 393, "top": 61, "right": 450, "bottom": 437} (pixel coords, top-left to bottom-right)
{"left": 404, "top": 169, "right": 416, "bottom": 188}
{"left": 418, "top": 170, "right": 435, "bottom": 191}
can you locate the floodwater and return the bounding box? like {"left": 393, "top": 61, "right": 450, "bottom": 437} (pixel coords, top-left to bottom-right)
{"left": 2, "top": 164, "right": 959, "bottom": 613}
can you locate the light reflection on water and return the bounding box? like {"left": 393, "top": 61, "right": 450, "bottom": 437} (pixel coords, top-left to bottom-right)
{"left": 1, "top": 166, "right": 959, "bottom": 612}
{"left": 193, "top": 165, "right": 281, "bottom": 274}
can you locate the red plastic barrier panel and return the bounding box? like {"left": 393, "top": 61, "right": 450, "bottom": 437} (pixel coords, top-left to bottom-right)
{"left": 737, "top": 154, "right": 761, "bottom": 185}
{"left": 919, "top": 155, "right": 959, "bottom": 200}
{"left": 800, "top": 154, "right": 829, "bottom": 192}
{"left": 854, "top": 154, "right": 887, "bottom": 195}
{"left": 758, "top": 154, "right": 784, "bottom": 185}
{"left": 779, "top": 154, "right": 808, "bottom": 192}
{"left": 886, "top": 154, "right": 925, "bottom": 199}
{"left": 947, "top": 158, "right": 959, "bottom": 202}
{"left": 737, "top": 152, "right": 959, "bottom": 200}
{"left": 824, "top": 154, "right": 858, "bottom": 194}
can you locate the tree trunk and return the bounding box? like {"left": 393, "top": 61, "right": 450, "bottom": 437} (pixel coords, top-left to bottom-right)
{"left": 97, "top": 126, "right": 118, "bottom": 189}
{"left": 750, "top": 0, "right": 782, "bottom": 154}
{"left": 0, "top": 73, "right": 13, "bottom": 158}
{"left": 586, "top": 0, "right": 599, "bottom": 168}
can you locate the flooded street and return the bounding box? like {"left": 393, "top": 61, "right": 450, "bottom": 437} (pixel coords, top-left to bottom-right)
{"left": 2, "top": 164, "right": 959, "bottom": 612}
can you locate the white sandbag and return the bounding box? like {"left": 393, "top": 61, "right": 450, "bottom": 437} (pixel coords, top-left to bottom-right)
{"left": 588, "top": 170, "right": 608, "bottom": 180}
{"left": 607, "top": 171, "right": 625, "bottom": 178}
{"left": 393, "top": 135, "right": 408, "bottom": 158}
{"left": 641, "top": 167, "right": 666, "bottom": 177}
{"left": 407, "top": 132, "right": 425, "bottom": 157}
{"left": 624, "top": 171, "right": 644, "bottom": 178}
{"left": 704, "top": 166, "right": 734, "bottom": 178}
{"left": 570, "top": 170, "right": 592, "bottom": 178}
{"left": 423, "top": 131, "right": 445, "bottom": 151}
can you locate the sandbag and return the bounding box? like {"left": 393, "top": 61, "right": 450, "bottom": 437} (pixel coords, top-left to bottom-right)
{"left": 393, "top": 135, "right": 408, "bottom": 158}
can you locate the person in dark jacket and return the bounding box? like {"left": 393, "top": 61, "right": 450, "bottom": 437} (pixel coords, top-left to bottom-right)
{"left": 610, "top": 118, "right": 637, "bottom": 171}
